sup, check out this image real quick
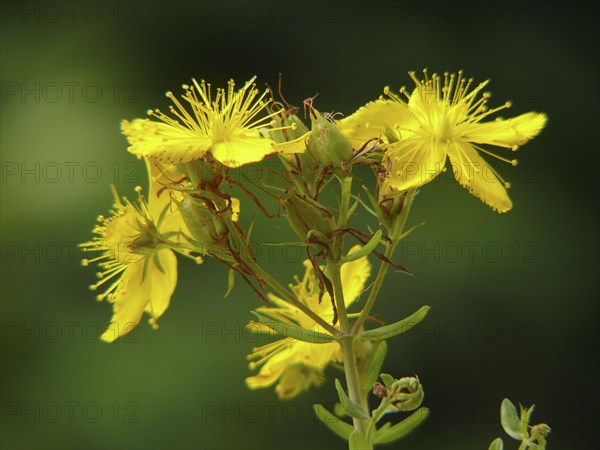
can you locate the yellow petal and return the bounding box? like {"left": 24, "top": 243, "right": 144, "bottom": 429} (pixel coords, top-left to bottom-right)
{"left": 143, "top": 158, "right": 190, "bottom": 236}
{"left": 384, "top": 137, "right": 447, "bottom": 193}
{"left": 275, "top": 365, "right": 324, "bottom": 400}
{"left": 211, "top": 134, "right": 277, "bottom": 167}
{"left": 246, "top": 346, "right": 293, "bottom": 389}
{"left": 122, "top": 119, "right": 211, "bottom": 164}
{"left": 338, "top": 99, "right": 417, "bottom": 147}
{"left": 145, "top": 249, "right": 178, "bottom": 319}
{"left": 341, "top": 245, "right": 372, "bottom": 306}
{"left": 100, "top": 260, "right": 149, "bottom": 342}
{"left": 271, "top": 131, "right": 309, "bottom": 155}
{"left": 447, "top": 141, "right": 512, "bottom": 213}
{"left": 463, "top": 112, "right": 547, "bottom": 148}
{"left": 144, "top": 159, "right": 173, "bottom": 217}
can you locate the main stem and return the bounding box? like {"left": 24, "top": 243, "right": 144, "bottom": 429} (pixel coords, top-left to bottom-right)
{"left": 330, "top": 177, "right": 370, "bottom": 437}
{"left": 331, "top": 263, "right": 368, "bottom": 436}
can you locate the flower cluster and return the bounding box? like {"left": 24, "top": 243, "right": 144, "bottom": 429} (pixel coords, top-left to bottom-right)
{"left": 81, "top": 71, "right": 547, "bottom": 449}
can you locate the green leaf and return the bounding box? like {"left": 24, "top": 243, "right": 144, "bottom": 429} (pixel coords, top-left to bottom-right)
{"left": 335, "top": 379, "right": 370, "bottom": 419}
{"left": 374, "top": 407, "right": 429, "bottom": 444}
{"left": 251, "top": 312, "right": 335, "bottom": 344}
{"left": 395, "top": 222, "right": 425, "bottom": 241}
{"left": 501, "top": 398, "right": 524, "bottom": 440}
{"left": 352, "top": 193, "right": 377, "bottom": 218}
{"left": 359, "top": 306, "right": 430, "bottom": 341}
{"left": 380, "top": 373, "right": 395, "bottom": 390}
{"left": 361, "top": 185, "right": 389, "bottom": 227}
{"left": 488, "top": 437, "right": 504, "bottom": 450}
{"left": 224, "top": 269, "right": 235, "bottom": 298}
{"left": 313, "top": 404, "right": 353, "bottom": 440}
{"left": 519, "top": 403, "right": 535, "bottom": 427}
{"left": 360, "top": 341, "right": 388, "bottom": 395}
{"left": 347, "top": 198, "right": 360, "bottom": 219}
{"left": 342, "top": 230, "right": 383, "bottom": 264}
{"left": 349, "top": 430, "right": 370, "bottom": 450}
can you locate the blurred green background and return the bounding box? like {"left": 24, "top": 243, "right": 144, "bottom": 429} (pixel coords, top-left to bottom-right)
{"left": 1, "top": 1, "right": 598, "bottom": 449}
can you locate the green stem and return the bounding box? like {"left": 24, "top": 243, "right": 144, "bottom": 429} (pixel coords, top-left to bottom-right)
{"left": 351, "top": 241, "right": 397, "bottom": 335}
{"left": 330, "top": 263, "right": 368, "bottom": 437}
{"left": 351, "top": 191, "right": 415, "bottom": 334}
{"left": 340, "top": 336, "right": 368, "bottom": 436}
{"left": 329, "top": 177, "right": 371, "bottom": 442}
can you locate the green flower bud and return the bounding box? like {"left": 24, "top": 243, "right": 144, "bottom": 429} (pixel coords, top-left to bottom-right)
{"left": 531, "top": 423, "right": 551, "bottom": 438}
{"left": 177, "top": 195, "right": 231, "bottom": 259}
{"left": 308, "top": 111, "right": 353, "bottom": 170}
{"left": 284, "top": 192, "right": 336, "bottom": 241}
{"left": 376, "top": 376, "right": 424, "bottom": 412}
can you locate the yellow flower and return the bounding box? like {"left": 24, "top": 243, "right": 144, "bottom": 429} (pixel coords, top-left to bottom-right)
{"left": 81, "top": 160, "right": 187, "bottom": 342}
{"left": 246, "top": 246, "right": 371, "bottom": 399}
{"left": 340, "top": 70, "right": 547, "bottom": 212}
{"left": 122, "top": 76, "right": 301, "bottom": 167}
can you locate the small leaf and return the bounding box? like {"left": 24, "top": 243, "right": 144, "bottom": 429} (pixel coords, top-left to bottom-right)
{"left": 361, "top": 185, "right": 389, "bottom": 227}
{"left": 520, "top": 403, "right": 535, "bottom": 427}
{"left": 347, "top": 198, "right": 360, "bottom": 219}
{"left": 501, "top": 398, "right": 524, "bottom": 440}
{"left": 380, "top": 373, "right": 395, "bottom": 390}
{"left": 359, "top": 306, "right": 430, "bottom": 341}
{"left": 224, "top": 269, "right": 235, "bottom": 298}
{"left": 251, "top": 311, "right": 334, "bottom": 344}
{"left": 374, "top": 407, "right": 429, "bottom": 444}
{"left": 360, "top": 341, "right": 388, "bottom": 395}
{"left": 313, "top": 404, "right": 353, "bottom": 440}
{"left": 335, "top": 379, "right": 370, "bottom": 419}
{"left": 349, "top": 430, "right": 370, "bottom": 450}
{"left": 488, "top": 437, "right": 504, "bottom": 450}
{"left": 342, "top": 230, "right": 383, "bottom": 264}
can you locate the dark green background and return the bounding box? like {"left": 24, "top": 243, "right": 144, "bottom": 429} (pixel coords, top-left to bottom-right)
{"left": 1, "top": 1, "right": 598, "bottom": 449}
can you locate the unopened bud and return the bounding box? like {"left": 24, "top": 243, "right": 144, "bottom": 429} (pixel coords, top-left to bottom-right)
{"left": 531, "top": 423, "right": 551, "bottom": 438}
{"left": 308, "top": 111, "right": 353, "bottom": 169}
{"left": 178, "top": 195, "right": 226, "bottom": 245}
{"left": 388, "top": 376, "right": 424, "bottom": 412}
{"left": 284, "top": 193, "right": 336, "bottom": 241}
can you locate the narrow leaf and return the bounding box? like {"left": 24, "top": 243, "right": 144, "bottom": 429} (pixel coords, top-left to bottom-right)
{"left": 313, "top": 404, "right": 353, "bottom": 440}
{"left": 359, "top": 306, "right": 430, "bottom": 341}
{"left": 380, "top": 373, "right": 395, "bottom": 390}
{"left": 335, "top": 379, "right": 370, "bottom": 419}
{"left": 251, "top": 312, "right": 335, "bottom": 344}
{"left": 342, "top": 230, "right": 383, "bottom": 264}
{"left": 361, "top": 185, "right": 388, "bottom": 226}
{"left": 224, "top": 269, "right": 235, "bottom": 298}
{"left": 374, "top": 407, "right": 429, "bottom": 444}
